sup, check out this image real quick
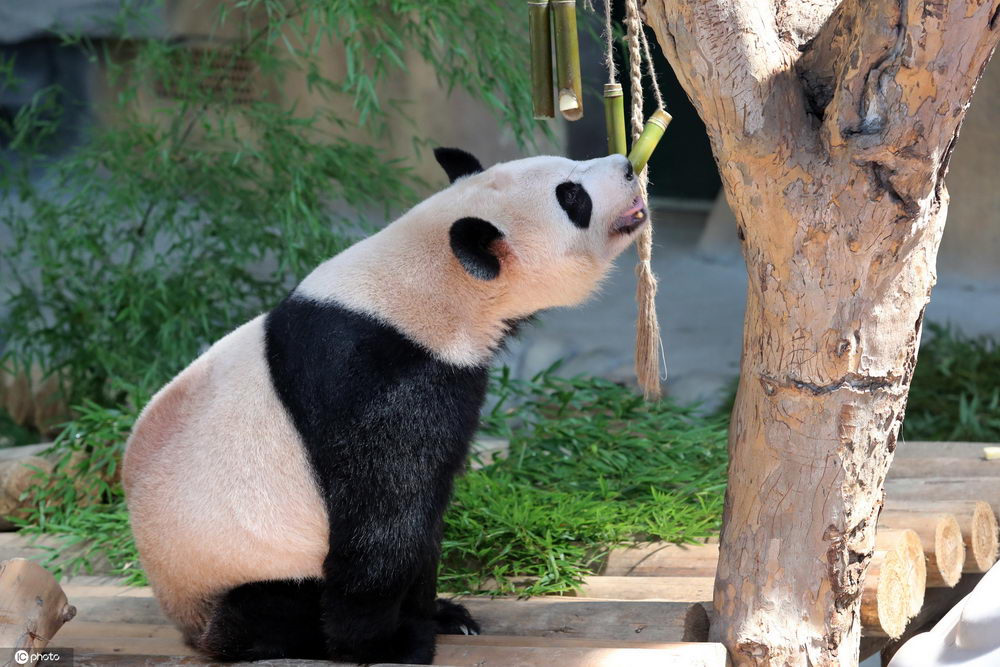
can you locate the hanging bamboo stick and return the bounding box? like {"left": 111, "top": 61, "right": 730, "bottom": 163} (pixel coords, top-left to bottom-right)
{"left": 528, "top": 1, "right": 555, "bottom": 119}
{"left": 628, "top": 109, "right": 672, "bottom": 173}
{"left": 552, "top": 0, "right": 583, "bottom": 121}
{"left": 604, "top": 83, "right": 627, "bottom": 155}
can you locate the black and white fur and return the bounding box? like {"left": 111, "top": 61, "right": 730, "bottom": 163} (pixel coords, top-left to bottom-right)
{"left": 123, "top": 148, "right": 647, "bottom": 664}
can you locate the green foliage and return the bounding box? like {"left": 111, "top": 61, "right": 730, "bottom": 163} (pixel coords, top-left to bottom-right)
{"left": 902, "top": 323, "right": 1000, "bottom": 441}
{"left": 441, "top": 368, "right": 728, "bottom": 595}
{"left": 0, "top": 408, "right": 38, "bottom": 448}
{"left": 0, "top": 0, "right": 534, "bottom": 407}
{"left": 15, "top": 399, "right": 143, "bottom": 584}
{"left": 15, "top": 369, "right": 729, "bottom": 594}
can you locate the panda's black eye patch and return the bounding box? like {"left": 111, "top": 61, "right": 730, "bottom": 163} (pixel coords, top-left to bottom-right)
{"left": 555, "top": 181, "right": 592, "bottom": 229}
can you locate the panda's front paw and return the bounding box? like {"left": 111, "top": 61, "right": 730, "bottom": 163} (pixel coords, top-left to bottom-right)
{"left": 434, "top": 598, "right": 481, "bottom": 636}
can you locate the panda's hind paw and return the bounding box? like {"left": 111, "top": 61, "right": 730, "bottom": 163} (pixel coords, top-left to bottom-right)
{"left": 434, "top": 598, "right": 481, "bottom": 636}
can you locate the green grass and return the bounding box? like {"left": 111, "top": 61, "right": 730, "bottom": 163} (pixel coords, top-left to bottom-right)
{"left": 441, "top": 367, "right": 728, "bottom": 595}
{"left": 16, "top": 367, "right": 729, "bottom": 593}
{"left": 902, "top": 323, "right": 1000, "bottom": 441}
{"left": 15, "top": 400, "right": 144, "bottom": 585}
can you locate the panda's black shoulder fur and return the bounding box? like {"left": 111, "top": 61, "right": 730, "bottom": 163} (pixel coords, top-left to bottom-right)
{"left": 234, "top": 293, "right": 488, "bottom": 662}
{"left": 263, "top": 295, "right": 490, "bottom": 484}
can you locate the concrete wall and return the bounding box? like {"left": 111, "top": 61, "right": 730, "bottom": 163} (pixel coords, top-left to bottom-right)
{"left": 935, "top": 57, "right": 1000, "bottom": 281}
{"left": 696, "top": 57, "right": 1000, "bottom": 285}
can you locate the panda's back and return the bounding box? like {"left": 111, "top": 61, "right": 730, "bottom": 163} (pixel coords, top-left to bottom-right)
{"left": 124, "top": 295, "right": 491, "bottom": 637}
{"left": 123, "top": 314, "right": 330, "bottom": 634}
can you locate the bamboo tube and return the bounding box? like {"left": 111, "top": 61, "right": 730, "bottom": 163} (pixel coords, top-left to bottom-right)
{"left": 551, "top": 0, "right": 583, "bottom": 121}
{"left": 875, "top": 528, "right": 927, "bottom": 616}
{"left": 861, "top": 548, "right": 914, "bottom": 638}
{"left": 528, "top": 1, "right": 555, "bottom": 119}
{"left": 604, "top": 83, "right": 627, "bottom": 155}
{"left": 883, "top": 500, "right": 998, "bottom": 573}
{"left": 627, "top": 109, "right": 672, "bottom": 173}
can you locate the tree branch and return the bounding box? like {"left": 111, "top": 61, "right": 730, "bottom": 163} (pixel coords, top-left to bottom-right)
{"left": 804, "top": 0, "right": 1000, "bottom": 202}
{"left": 642, "top": 0, "right": 812, "bottom": 143}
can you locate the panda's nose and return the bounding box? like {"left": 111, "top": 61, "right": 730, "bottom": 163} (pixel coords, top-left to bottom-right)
{"left": 624, "top": 160, "right": 634, "bottom": 181}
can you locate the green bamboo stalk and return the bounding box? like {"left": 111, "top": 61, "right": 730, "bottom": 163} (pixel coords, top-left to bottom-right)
{"left": 552, "top": 0, "right": 583, "bottom": 121}
{"left": 529, "top": 1, "right": 555, "bottom": 119}
{"left": 604, "top": 83, "right": 627, "bottom": 155}
{"left": 628, "top": 109, "right": 672, "bottom": 173}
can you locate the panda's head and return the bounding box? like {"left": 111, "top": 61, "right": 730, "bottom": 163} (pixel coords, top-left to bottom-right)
{"left": 432, "top": 147, "right": 648, "bottom": 318}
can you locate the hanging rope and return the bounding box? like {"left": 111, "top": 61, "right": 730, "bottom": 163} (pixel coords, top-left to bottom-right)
{"left": 621, "top": 0, "right": 665, "bottom": 399}
{"left": 602, "top": 0, "right": 618, "bottom": 84}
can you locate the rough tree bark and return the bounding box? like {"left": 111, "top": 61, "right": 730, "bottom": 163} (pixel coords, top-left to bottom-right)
{"left": 641, "top": 0, "right": 1000, "bottom": 664}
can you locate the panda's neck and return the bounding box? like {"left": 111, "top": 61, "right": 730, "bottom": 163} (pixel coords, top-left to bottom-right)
{"left": 294, "top": 230, "right": 511, "bottom": 368}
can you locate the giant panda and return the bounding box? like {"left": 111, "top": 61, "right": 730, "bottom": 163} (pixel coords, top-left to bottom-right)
{"left": 122, "top": 148, "right": 649, "bottom": 664}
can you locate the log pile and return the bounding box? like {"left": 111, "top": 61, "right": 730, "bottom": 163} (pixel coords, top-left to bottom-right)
{"left": 862, "top": 529, "right": 926, "bottom": 636}
{"left": 595, "top": 440, "right": 1000, "bottom": 656}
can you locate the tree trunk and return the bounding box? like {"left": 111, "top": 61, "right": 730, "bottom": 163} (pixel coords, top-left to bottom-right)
{"left": 641, "top": 0, "right": 1000, "bottom": 663}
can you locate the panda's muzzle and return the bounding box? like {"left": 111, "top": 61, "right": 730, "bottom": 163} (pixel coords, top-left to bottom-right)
{"left": 612, "top": 197, "right": 648, "bottom": 235}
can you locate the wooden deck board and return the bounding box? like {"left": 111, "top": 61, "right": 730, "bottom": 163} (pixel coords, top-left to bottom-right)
{"left": 55, "top": 620, "right": 727, "bottom": 666}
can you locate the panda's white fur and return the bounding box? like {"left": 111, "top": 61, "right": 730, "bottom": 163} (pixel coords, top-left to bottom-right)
{"left": 123, "top": 318, "right": 329, "bottom": 636}
{"left": 123, "top": 150, "right": 647, "bottom": 663}
{"left": 296, "top": 154, "right": 644, "bottom": 366}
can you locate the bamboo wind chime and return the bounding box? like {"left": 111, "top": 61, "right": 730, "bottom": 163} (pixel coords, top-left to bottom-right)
{"left": 529, "top": 0, "right": 671, "bottom": 399}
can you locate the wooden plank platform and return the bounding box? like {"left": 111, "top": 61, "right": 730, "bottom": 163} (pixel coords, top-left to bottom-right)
{"left": 44, "top": 579, "right": 726, "bottom": 666}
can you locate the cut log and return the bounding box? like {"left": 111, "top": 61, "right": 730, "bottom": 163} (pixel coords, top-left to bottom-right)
{"left": 893, "top": 442, "right": 998, "bottom": 460}
{"left": 879, "top": 512, "right": 965, "bottom": 587}
{"left": 874, "top": 529, "right": 926, "bottom": 615}
{"left": 860, "top": 548, "right": 913, "bottom": 639}
{"left": 602, "top": 542, "right": 719, "bottom": 577}
{"left": 0, "top": 558, "right": 76, "bottom": 661}
{"left": 883, "top": 500, "right": 999, "bottom": 574}
{"left": 0, "top": 366, "right": 68, "bottom": 436}
{"left": 875, "top": 571, "right": 985, "bottom": 664}
{"left": 885, "top": 478, "right": 1000, "bottom": 522}
{"left": 888, "top": 458, "right": 1000, "bottom": 479}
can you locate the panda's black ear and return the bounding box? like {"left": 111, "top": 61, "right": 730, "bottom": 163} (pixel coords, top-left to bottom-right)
{"left": 434, "top": 147, "right": 484, "bottom": 184}
{"left": 449, "top": 217, "right": 504, "bottom": 281}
